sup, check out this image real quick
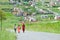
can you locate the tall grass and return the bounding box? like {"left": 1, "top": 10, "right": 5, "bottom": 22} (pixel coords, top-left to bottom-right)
{"left": 26, "top": 21, "right": 60, "bottom": 33}
{"left": 0, "top": 30, "right": 15, "bottom": 40}
{"left": 1, "top": 12, "right": 21, "bottom": 29}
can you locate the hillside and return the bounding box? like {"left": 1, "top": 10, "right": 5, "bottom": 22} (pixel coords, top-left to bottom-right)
{"left": 0, "top": 0, "right": 8, "bottom": 2}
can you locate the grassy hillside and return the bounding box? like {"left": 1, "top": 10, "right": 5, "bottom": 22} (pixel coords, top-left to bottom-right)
{"left": 26, "top": 21, "right": 60, "bottom": 33}
{"left": 0, "top": 11, "right": 60, "bottom": 33}
{"left": 0, "top": 0, "right": 8, "bottom": 2}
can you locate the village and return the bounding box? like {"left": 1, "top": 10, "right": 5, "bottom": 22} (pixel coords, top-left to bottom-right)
{"left": 10, "top": 0, "right": 60, "bottom": 22}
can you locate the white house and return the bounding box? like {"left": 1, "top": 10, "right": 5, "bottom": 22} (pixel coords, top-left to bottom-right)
{"left": 24, "top": 16, "right": 36, "bottom": 22}
{"left": 54, "top": 15, "right": 60, "bottom": 20}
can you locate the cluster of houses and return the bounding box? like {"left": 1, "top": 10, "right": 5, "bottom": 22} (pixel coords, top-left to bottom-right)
{"left": 40, "top": 0, "right": 60, "bottom": 7}
{"left": 12, "top": 7, "right": 60, "bottom": 22}
{"left": 9, "top": 0, "right": 21, "bottom": 4}
{"left": 11, "top": 0, "right": 60, "bottom": 22}
{"left": 49, "top": 0, "right": 60, "bottom": 7}
{"left": 12, "top": 7, "right": 37, "bottom": 22}
{"left": 9, "top": 0, "right": 60, "bottom": 7}
{"left": 12, "top": 7, "right": 24, "bottom": 16}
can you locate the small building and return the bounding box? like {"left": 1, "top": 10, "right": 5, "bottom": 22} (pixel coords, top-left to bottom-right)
{"left": 58, "top": 7, "right": 60, "bottom": 10}
{"left": 41, "top": 15, "right": 48, "bottom": 19}
{"left": 24, "top": 16, "right": 36, "bottom": 22}
{"left": 54, "top": 15, "right": 60, "bottom": 20}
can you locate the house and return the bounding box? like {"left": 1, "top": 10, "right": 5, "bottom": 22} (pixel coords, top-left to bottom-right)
{"left": 12, "top": 7, "right": 24, "bottom": 16}
{"left": 41, "top": 15, "right": 48, "bottom": 19}
{"left": 9, "top": 0, "right": 16, "bottom": 4}
{"left": 58, "top": 7, "right": 60, "bottom": 10}
{"left": 24, "top": 16, "right": 36, "bottom": 22}
{"left": 54, "top": 15, "right": 60, "bottom": 20}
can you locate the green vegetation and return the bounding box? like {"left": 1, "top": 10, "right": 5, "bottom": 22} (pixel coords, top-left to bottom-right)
{"left": 0, "top": 12, "right": 21, "bottom": 29}
{"left": 0, "top": 30, "right": 15, "bottom": 40}
{"left": 26, "top": 21, "right": 60, "bottom": 33}
{"left": 0, "top": 12, "right": 17, "bottom": 40}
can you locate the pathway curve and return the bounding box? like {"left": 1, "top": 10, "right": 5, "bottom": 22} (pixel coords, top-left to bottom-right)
{"left": 17, "top": 30, "right": 60, "bottom": 40}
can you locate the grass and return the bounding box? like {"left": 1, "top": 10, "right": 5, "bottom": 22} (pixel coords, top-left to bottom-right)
{"left": 0, "top": 12, "right": 21, "bottom": 29}
{"left": 25, "top": 21, "right": 60, "bottom": 33}
{"left": 0, "top": 30, "right": 16, "bottom": 40}
{"left": 0, "top": 12, "right": 16, "bottom": 40}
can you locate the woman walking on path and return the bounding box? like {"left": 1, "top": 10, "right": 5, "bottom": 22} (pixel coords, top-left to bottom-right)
{"left": 17, "top": 25, "right": 21, "bottom": 33}
{"left": 22, "top": 23, "right": 25, "bottom": 33}
{"left": 14, "top": 24, "right": 17, "bottom": 33}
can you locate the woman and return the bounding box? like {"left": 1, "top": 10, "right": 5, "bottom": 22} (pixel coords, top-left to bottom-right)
{"left": 17, "top": 25, "right": 21, "bottom": 33}
{"left": 22, "top": 23, "right": 25, "bottom": 33}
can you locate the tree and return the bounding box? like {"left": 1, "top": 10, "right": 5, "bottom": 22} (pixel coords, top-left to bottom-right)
{"left": 0, "top": 10, "right": 6, "bottom": 30}
{"left": 0, "top": 10, "right": 6, "bottom": 20}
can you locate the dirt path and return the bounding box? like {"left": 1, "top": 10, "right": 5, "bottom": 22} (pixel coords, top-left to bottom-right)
{"left": 16, "top": 30, "right": 60, "bottom": 40}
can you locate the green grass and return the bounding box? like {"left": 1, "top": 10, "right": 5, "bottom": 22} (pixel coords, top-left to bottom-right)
{"left": 0, "top": 12, "right": 16, "bottom": 40}
{"left": 0, "top": 30, "right": 15, "bottom": 40}
{"left": 0, "top": 12, "right": 21, "bottom": 29}
{"left": 26, "top": 21, "right": 60, "bottom": 33}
